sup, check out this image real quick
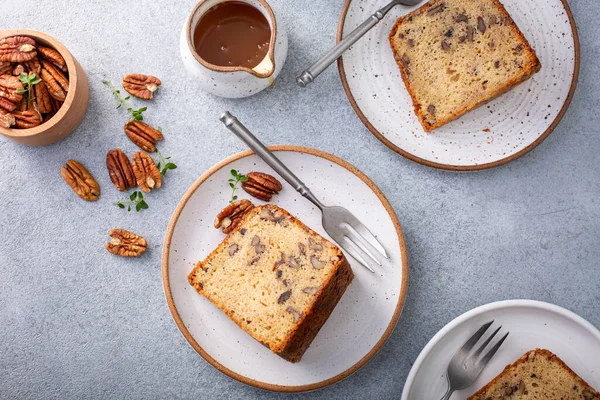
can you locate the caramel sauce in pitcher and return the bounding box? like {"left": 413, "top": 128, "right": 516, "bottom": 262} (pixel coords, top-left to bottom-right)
{"left": 193, "top": 1, "right": 271, "bottom": 69}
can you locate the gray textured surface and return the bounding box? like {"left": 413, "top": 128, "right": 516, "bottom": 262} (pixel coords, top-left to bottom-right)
{"left": 0, "top": 0, "right": 597, "bottom": 399}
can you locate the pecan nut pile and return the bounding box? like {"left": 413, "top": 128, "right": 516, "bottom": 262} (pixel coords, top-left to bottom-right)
{"left": 60, "top": 159, "right": 100, "bottom": 201}
{"left": 0, "top": 35, "right": 70, "bottom": 129}
{"left": 214, "top": 199, "right": 255, "bottom": 234}
{"left": 124, "top": 120, "right": 163, "bottom": 152}
{"left": 122, "top": 74, "right": 161, "bottom": 100}
{"left": 106, "top": 148, "right": 136, "bottom": 191}
{"left": 105, "top": 229, "right": 147, "bottom": 257}
{"left": 132, "top": 151, "right": 162, "bottom": 192}
{"left": 242, "top": 172, "right": 282, "bottom": 201}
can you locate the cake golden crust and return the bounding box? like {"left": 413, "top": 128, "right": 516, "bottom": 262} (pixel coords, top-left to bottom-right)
{"left": 389, "top": 0, "right": 541, "bottom": 132}
{"left": 468, "top": 349, "right": 600, "bottom": 399}
{"left": 188, "top": 204, "right": 354, "bottom": 363}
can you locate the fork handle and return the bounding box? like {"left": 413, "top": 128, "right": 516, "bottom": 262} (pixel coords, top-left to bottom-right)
{"left": 296, "top": 0, "right": 398, "bottom": 87}
{"left": 440, "top": 387, "right": 454, "bottom": 400}
{"left": 220, "top": 112, "right": 325, "bottom": 210}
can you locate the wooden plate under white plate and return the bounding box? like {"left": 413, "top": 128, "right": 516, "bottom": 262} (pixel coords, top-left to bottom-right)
{"left": 337, "top": 0, "right": 580, "bottom": 171}
{"left": 162, "top": 146, "right": 408, "bottom": 392}
{"left": 402, "top": 300, "right": 600, "bottom": 399}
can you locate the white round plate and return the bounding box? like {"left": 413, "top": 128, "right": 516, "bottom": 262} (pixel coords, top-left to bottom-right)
{"left": 338, "top": 0, "right": 580, "bottom": 171}
{"left": 162, "top": 146, "right": 408, "bottom": 392}
{"left": 402, "top": 300, "right": 600, "bottom": 399}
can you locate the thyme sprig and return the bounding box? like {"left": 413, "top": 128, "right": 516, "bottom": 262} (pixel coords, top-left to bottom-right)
{"left": 114, "top": 191, "right": 149, "bottom": 212}
{"left": 102, "top": 79, "right": 147, "bottom": 121}
{"left": 16, "top": 73, "right": 42, "bottom": 105}
{"left": 228, "top": 169, "right": 247, "bottom": 203}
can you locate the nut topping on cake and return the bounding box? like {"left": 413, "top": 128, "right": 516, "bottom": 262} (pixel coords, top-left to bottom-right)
{"left": 214, "top": 199, "right": 254, "bottom": 234}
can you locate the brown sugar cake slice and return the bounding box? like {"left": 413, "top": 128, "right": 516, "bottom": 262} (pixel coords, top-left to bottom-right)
{"left": 188, "top": 204, "right": 354, "bottom": 363}
{"left": 469, "top": 349, "right": 600, "bottom": 399}
{"left": 389, "top": 0, "right": 541, "bottom": 132}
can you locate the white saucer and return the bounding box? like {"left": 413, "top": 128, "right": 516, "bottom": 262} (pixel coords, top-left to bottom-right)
{"left": 163, "top": 146, "right": 408, "bottom": 392}
{"left": 402, "top": 300, "right": 600, "bottom": 399}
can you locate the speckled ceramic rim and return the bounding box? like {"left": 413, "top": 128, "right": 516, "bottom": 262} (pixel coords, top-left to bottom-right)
{"left": 185, "top": 0, "right": 277, "bottom": 79}
{"left": 337, "top": 0, "right": 581, "bottom": 172}
{"left": 0, "top": 29, "right": 79, "bottom": 138}
{"left": 162, "top": 145, "right": 409, "bottom": 392}
{"left": 401, "top": 300, "right": 600, "bottom": 399}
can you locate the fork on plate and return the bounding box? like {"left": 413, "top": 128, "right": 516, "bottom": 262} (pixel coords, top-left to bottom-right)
{"left": 441, "top": 321, "right": 509, "bottom": 400}
{"left": 220, "top": 111, "right": 388, "bottom": 272}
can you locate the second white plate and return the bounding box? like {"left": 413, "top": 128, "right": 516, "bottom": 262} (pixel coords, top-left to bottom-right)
{"left": 402, "top": 300, "right": 600, "bottom": 399}
{"left": 338, "top": 0, "right": 579, "bottom": 170}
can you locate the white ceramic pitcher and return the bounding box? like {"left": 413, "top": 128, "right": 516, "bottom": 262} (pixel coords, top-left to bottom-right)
{"left": 180, "top": 0, "right": 288, "bottom": 99}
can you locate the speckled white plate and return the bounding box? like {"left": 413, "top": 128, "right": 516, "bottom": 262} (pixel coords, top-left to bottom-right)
{"left": 402, "top": 300, "right": 600, "bottom": 399}
{"left": 162, "top": 146, "right": 408, "bottom": 392}
{"left": 338, "top": 0, "right": 580, "bottom": 171}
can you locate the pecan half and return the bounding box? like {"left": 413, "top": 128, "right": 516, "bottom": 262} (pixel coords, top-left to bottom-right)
{"left": 25, "top": 58, "right": 41, "bottom": 75}
{"left": 0, "top": 62, "right": 11, "bottom": 75}
{"left": 60, "top": 159, "right": 100, "bottom": 201}
{"left": 107, "top": 148, "right": 136, "bottom": 191}
{"left": 0, "top": 36, "right": 37, "bottom": 62}
{"left": 122, "top": 74, "right": 161, "bottom": 100}
{"left": 41, "top": 65, "right": 66, "bottom": 101}
{"left": 124, "top": 120, "right": 163, "bottom": 152}
{"left": 0, "top": 74, "right": 24, "bottom": 104}
{"left": 105, "top": 229, "right": 147, "bottom": 257}
{"left": 38, "top": 46, "right": 67, "bottom": 72}
{"left": 242, "top": 172, "right": 282, "bottom": 201}
{"left": 0, "top": 112, "right": 15, "bottom": 128}
{"left": 0, "top": 97, "right": 17, "bottom": 112}
{"left": 214, "top": 199, "right": 254, "bottom": 234}
{"left": 12, "top": 64, "right": 26, "bottom": 76}
{"left": 41, "top": 60, "right": 68, "bottom": 91}
{"left": 34, "top": 80, "right": 52, "bottom": 114}
{"left": 13, "top": 109, "right": 42, "bottom": 129}
{"left": 131, "top": 151, "right": 162, "bottom": 193}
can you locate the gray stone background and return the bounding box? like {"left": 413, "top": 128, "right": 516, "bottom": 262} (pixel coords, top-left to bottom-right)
{"left": 0, "top": 0, "right": 597, "bottom": 399}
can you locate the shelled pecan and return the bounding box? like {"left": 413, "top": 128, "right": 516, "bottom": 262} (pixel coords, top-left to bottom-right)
{"left": 106, "top": 148, "right": 136, "bottom": 191}
{"left": 38, "top": 46, "right": 67, "bottom": 72}
{"left": 105, "top": 229, "right": 147, "bottom": 257}
{"left": 0, "top": 61, "right": 11, "bottom": 75}
{"left": 0, "top": 74, "right": 24, "bottom": 104}
{"left": 25, "top": 58, "right": 41, "bottom": 74}
{"left": 13, "top": 109, "right": 42, "bottom": 129}
{"left": 131, "top": 151, "right": 162, "bottom": 193}
{"left": 242, "top": 172, "right": 282, "bottom": 201}
{"left": 214, "top": 199, "right": 255, "bottom": 234}
{"left": 0, "top": 36, "right": 37, "bottom": 62}
{"left": 34, "top": 80, "right": 52, "bottom": 114}
{"left": 0, "top": 111, "right": 15, "bottom": 128}
{"left": 60, "top": 159, "right": 100, "bottom": 201}
{"left": 124, "top": 120, "right": 163, "bottom": 152}
{"left": 122, "top": 74, "right": 161, "bottom": 100}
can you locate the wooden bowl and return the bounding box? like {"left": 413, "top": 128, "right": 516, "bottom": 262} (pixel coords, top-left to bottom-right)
{"left": 0, "top": 29, "right": 89, "bottom": 146}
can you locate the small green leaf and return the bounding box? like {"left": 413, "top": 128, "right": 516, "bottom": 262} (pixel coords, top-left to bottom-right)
{"left": 130, "top": 192, "right": 137, "bottom": 201}
{"left": 240, "top": 175, "right": 248, "bottom": 182}
{"left": 232, "top": 195, "right": 238, "bottom": 201}
{"left": 136, "top": 203, "right": 142, "bottom": 212}
{"left": 102, "top": 79, "right": 109, "bottom": 84}
{"left": 124, "top": 96, "right": 130, "bottom": 100}
{"left": 128, "top": 205, "right": 131, "bottom": 212}
{"left": 229, "top": 182, "right": 235, "bottom": 189}
{"left": 137, "top": 192, "right": 143, "bottom": 200}
{"left": 230, "top": 169, "right": 237, "bottom": 177}
{"left": 16, "top": 89, "right": 26, "bottom": 93}
{"left": 117, "top": 203, "right": 125, "bottom": 209}
{"left": 116, "top": 104, "right": 122, "bottom": 109}
{"left": 32, "top": 79, "right": 41, "bottom": 85}
{"left": 140, "top": 201, "right": 149, "bottom": 209}
{"left": 165, "top": 163, "right": 177, "bottom": 170}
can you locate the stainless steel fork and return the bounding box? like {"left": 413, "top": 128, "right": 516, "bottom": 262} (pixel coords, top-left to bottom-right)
{"left": 296, "top": 0, "right": 423, "bottom": 87}
{"left": 441, "top": 321, "right": 510, "bottom": 400}
{"left": 220, "top": 111, "right": 388, "bottom": 273}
